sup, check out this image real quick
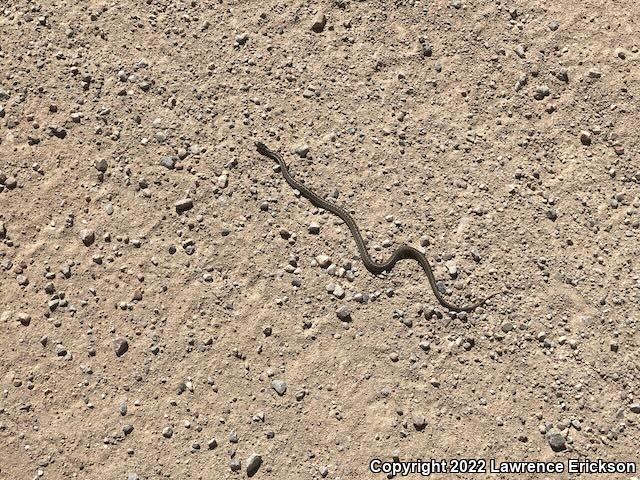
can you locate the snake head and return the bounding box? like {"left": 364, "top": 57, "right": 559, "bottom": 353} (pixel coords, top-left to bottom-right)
{"left": 254, "top": 141, "right": 270, "bottom": 155}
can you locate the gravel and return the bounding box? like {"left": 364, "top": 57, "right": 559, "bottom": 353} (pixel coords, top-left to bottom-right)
{"left": 547, "top": 431, "right": 566, "bottom": 451}
{"left": 311, "top": 12, "right": 327, "bottom": 33}
{"left": 271, "top": 379, "right": 287, "bottom": 396}
{"left": 80, "top": 229, "right": 95, "bottom": 246}
{"left": 175, "top": 198, "right": 193, "bottom": 213}
{"left": 246, "top": 453, "right": 262, "bottom": 477}
{"left": 113, "top": 338, "right": 129, "bottom": 357}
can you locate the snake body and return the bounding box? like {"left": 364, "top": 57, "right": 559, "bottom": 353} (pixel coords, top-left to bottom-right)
{"left": 255, "top": 141, "right": 492, "bottom": 312}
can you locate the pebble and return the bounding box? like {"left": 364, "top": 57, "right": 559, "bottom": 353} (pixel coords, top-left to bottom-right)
{"left": 207, "top": 437, "right": 218, "bottom": 449}
{"left": 175, "top": 198, "right": 193, "bottom": 213}
{"left": 234, "top": 33, "right": 249, "bottom": 46}
{"left": 229, "top": 459, "right": 241, "bottom": 472}
{"left": 80, "top": 229, "right": 95, "bottom": 246}
{"left": 588, "top": 68, "right": 602, "bottom": 79}
{"left": 311, "top": 12, "right": 327, "bottom": 33}
{"left": 533, "top": 85, "right": 550, "bottom": 100}
{"left": 95, "top": 159, "right": 108, "bottom": 172}
{"left": 308, "top": 222, "right": 320, "bottom": 234}
{"left": 162, "top": 426, "right": 173, "bottom": 438}
{"left": 159, "top": 156, "right": 175, "bottom": 169}
{"left": 17, "top": 313, "right": 31, "bottom": 326}
{"left": 580, "top": 131, "right": 592, "bottom": 145}
{"left": 246, "top": 453, "right": 262, "bottom": 476}
{"left": 4, "top": 176, "right": 17, "bottom": 189}
{"left": 295, "top": 144, "right": 310, "bottom": 157}
{"left": 336, "top": 306, "right": 351, "bottom": 321}
{"left": 123, "top": 424, "right": 134, "bottom": 435}
{"left": 556, "top": 68, "right": 569, "bottom": 82}
{"left": 547, "top": 431, "right": 566, "bottom": 451}
{"left": 271, "top": 379, "right": 287, "bottom": 396}
{"left": 113, "top": 338, "right": 129, "bottom": 357}
{"left": 119, "top": 402, "right": 127, "bottom": 416}
{"left": 412, "top": 414, "right": 427, "bottom": 431}
{"left": 419, "top": 37, "right": 432, "bottom": 57}
{"left": 630, "top": 404, "right": 640, "bottom": 414}
{"left": 316, "top": 254, "right": 332, "bottom": 268}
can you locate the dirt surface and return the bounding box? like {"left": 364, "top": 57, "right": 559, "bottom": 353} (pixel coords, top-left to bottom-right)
{"left": 1, "top": 0, "right": 640, "bottom": 479}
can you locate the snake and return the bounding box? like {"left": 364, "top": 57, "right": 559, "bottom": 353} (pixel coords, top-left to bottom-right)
{"left": 255, "top": 141, "right": 494, "bottom": 312}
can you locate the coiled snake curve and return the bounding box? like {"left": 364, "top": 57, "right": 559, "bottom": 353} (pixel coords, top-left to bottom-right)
{"left": 255, "top": 141, "right": 494, "bottom": 312}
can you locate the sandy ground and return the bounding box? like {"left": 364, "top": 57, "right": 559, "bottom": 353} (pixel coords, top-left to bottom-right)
{"left": 1, "top": 0, "right": 639, "bottom": 479}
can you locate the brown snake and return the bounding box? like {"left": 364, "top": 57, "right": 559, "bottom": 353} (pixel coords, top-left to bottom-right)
{"left": 256, "top": 141, "right": 494, "bottom": 312}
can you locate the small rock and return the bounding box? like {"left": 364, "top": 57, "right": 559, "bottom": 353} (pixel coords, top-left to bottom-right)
{"left": 95, "top": 159, "right": 108, "bottom": 172}
{"left": 580, "top": 131, "right": 592, "bottom": 145}
{"left": 556, "top": 68, "right": 569, "bottom": 82}
{"left": 630, "top": 404, "right": 640, "bottom": 414}
{"left": 17, "top": 313, "right": 31, "bottom": 326}
{"left": 533, "top": 85, "right": 550, "bottom": 100}
{"left": 548, "top": 20, "right": 560, "bottom": 31}
{"left": 113, "top": 338, "right": 129, "bottom": 357}
{"left": 311, "top": 12, "right": 327, "bottom": 33}
{"left": 336, "top": 306, "right": 351, "bottom": 321}
{"left": 159, "top": 156, "right": 175, "bottom": 169}
{"left": 588, "top": 68, "right": 602, "bottom": 79}
{"left": 308, "top": 222, "right": 320, "bottom": 234}
{"left": 162, "top": 426, "right": 173, "bottom": 438}
{"left": 0, "top": 221, "right": 5, "bottom": 238}
{"left": 229, "top": 459, "right": 241, "bottom": 472}
{"left": 123, "top": 424, "right": 134, "bottom": 435}
{"left": 547, "top": 431, "right": 566, "bottom": 451}
{"left": 316, "top": 254, "right": 332, "bottom": 268}
{"left": 271, "top": 379, "right": 287, "bottom": 396}
{"left": 246, "top": 453, "right": 262, "bottom": 477}
{"left": 445, "top": 262, "right": 458, "bottom": 278}
{"left": 419, "top": 38, "right": 432, "bottom": 57}
{"left": 80, "top": 229, "right": 95, "bottom": 246}
{"left": 5, "top": 176, "right": 17, "bottom": 189}
{"left": 412, "top": 414, "right": 427, "bottom": 431}
{"left": 501, "top": 322, "right": 514, "bottom": 333}
{"left": 175, "top": 198, "right": 193, "bottom": 213}
{"left": 295, "top": 144, "right": 310, "bottom": 157}
{"left": 234, "top": 33, "right": 249, "bottom": 46}
{"left": 207, "top": 437, "right": 218, "bottom": 449}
